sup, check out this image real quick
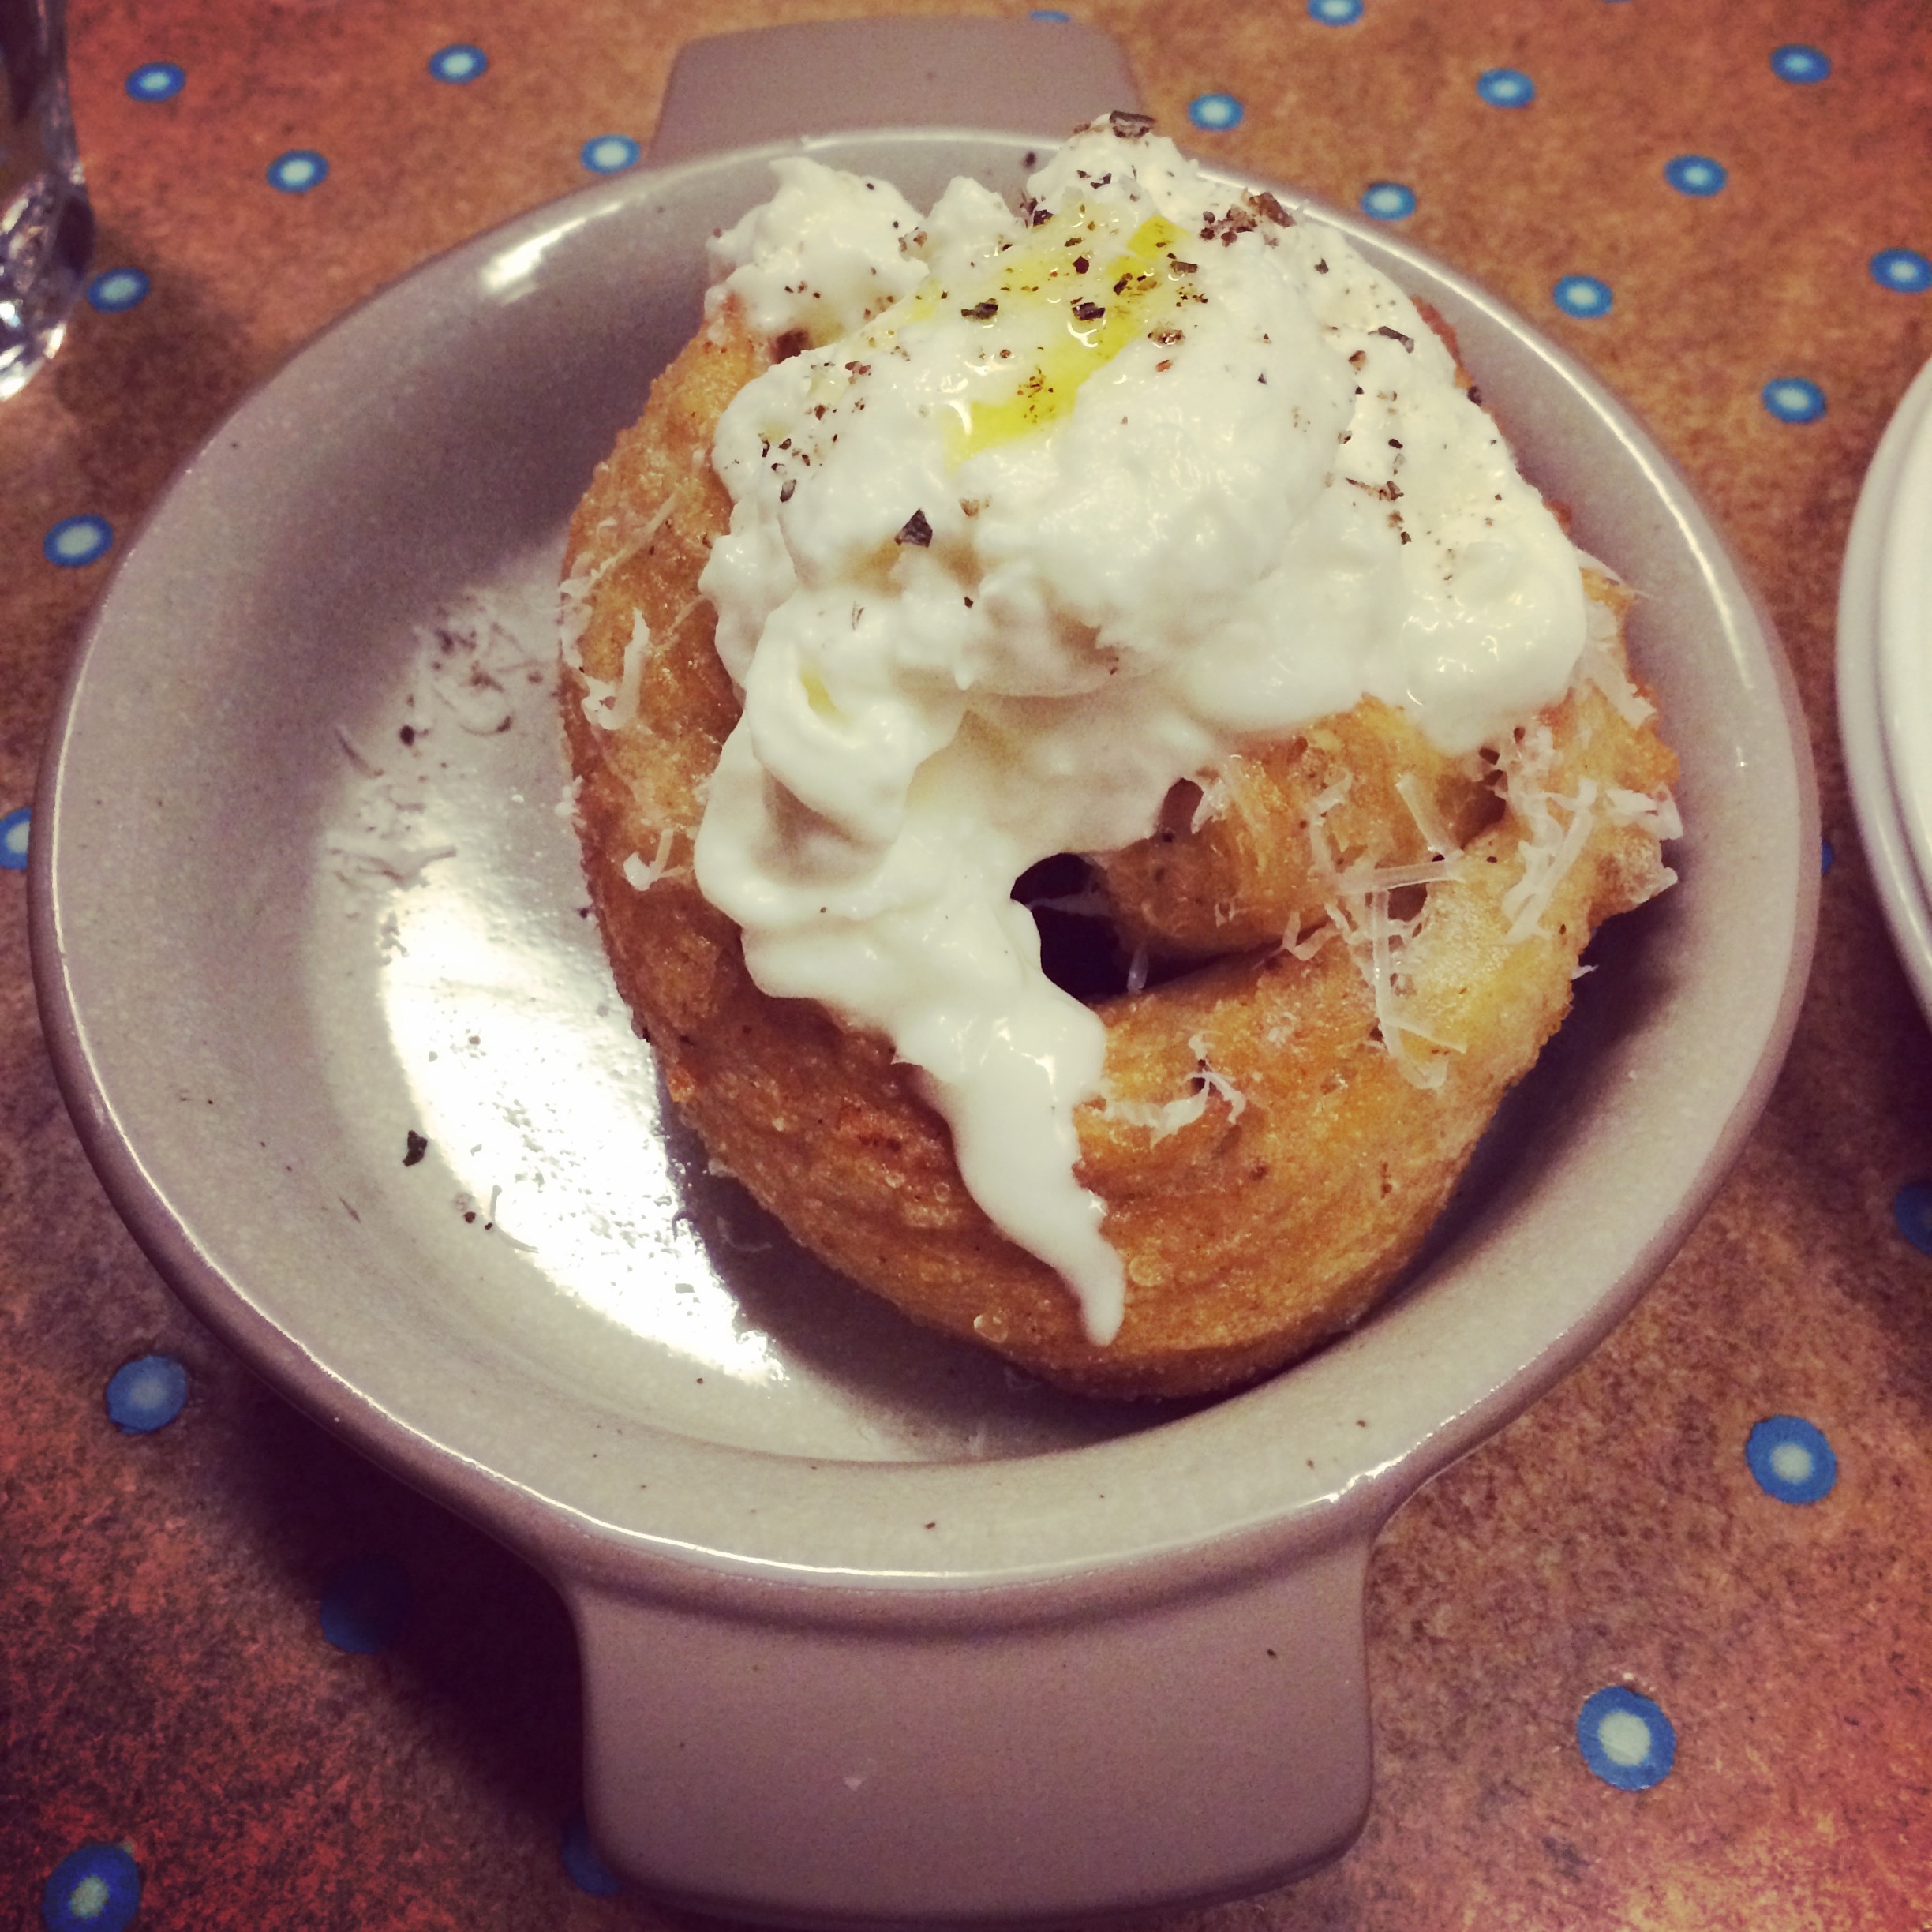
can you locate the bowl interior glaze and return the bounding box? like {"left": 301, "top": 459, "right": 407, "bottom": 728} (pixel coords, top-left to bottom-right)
{"left": 35, "top": 128, "right": 1814, "bottom": 1604}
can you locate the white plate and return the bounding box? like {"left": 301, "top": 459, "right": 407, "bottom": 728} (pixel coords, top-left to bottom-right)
{"left": 1842, "top": 357, "right": 1932, "bottom": 1024}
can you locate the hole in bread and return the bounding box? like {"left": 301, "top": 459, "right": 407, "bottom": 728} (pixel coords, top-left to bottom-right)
{"left": 1013, "top": 854, "right": 1129, "bottom": 1002}
{"left": 1013, "top": 855, "right": 1204, "bottom": 1004}
{"left": 1154, "top": 778, "right": 1204, "bottom": 841}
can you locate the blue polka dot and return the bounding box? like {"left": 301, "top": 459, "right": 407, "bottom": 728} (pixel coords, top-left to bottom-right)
{"left": 1, "top": 807, "right": 28, "bottom": 870}
{"left": 268, "top": 150, "right": 328, "bottom": 193}
{"left": 41, "top": 1843, "right": 140, "bottom": 1932}
{"left": 1552, "top": 274, "right": 1613, "bottom": 318}
{"left": 87, "top": 268, "right": 151, "bottom": 313}
{"left": 1664, "top": 154, "right": 1727, "bottom": 197}
{"left": 1762, "top": 376, "right": 1825, "bottom": 423}
{"left": 44, "top": 515, "right": 114, "bottom": 567}
{"left": 320, "top": 1555, "right": 412, "bottom": 1653}
{"left": 125, "top": 62, "right": 184, "bottom": 102}
{"left": 1820, "top": 836, "right": 1835, "bottom": 874}
{"left": 1746, "top": 1415, "right": 1838, "bottom": 1505}
{"left": 429, "top": 43, "right": 488, "bottom": 82}
{"left": 1188, "top": 93, "right": 1244, "bottom": 132}
{"left": 1029, "top": 7, "right": 1072, "bottom": 17}
{"left": 561, "top": 1810, "right": 623, "bottom": 1896}
{"left": 1893, "top": 1178, "right": 1932, "bottom": 1253}
{"left": 106, "top": 1354, "right": 189, "bottom": 1433}
{"left": 1360, "top": 181, "right": 1416, "bottom": 221}
{"left": 580, "top": 134, "right": 640, "bottom": 175}
{"left": 1477, "top": 68, "right": 1535, "bottom": 107}
{"left": 1578, "top": 1687, "right": 1676, "bottom": 1790}
{"left": 1771, "top": 43, "right": 1830, "bottom": 84}
{"left": 1871, "top": 248, "right": 1932, "bottom": 294}
{"left": 1308, "top": 0, "right": 1363, "bottom": 23}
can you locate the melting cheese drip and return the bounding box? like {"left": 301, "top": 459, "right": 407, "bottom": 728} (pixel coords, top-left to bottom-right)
{"left": 691, "top": 122, "right": 1587, "bottom": 1345}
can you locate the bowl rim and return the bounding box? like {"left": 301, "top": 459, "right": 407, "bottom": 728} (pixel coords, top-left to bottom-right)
{"left": 1862, "top": 361, "right": 1932, "bottom": 967}
{"left": 32, "top": 125, "right": 1819, "bottom": 1614}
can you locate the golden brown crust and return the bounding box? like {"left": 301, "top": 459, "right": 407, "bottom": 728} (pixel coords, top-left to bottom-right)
{"left": 561, "top": 311, "right": 1679, "bottom": 1399}
{"left": 1092, "top": 699, "right": 1502, "bottom": 960}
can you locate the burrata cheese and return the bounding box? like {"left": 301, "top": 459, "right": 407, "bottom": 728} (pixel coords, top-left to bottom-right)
{"left": 689, "top": 116, "right": 1587, "bottom": 1343}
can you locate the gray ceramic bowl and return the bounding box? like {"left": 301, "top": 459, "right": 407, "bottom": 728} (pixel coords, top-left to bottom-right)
{"left": 32, "top": 19, "right": 1815, "bottom": 1928}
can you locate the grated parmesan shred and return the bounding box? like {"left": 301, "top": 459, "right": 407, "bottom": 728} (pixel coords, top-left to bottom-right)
{"left": 582, "top": 611, "right": 653, "bottom": 731}
{"left": 1101, "top": 1032, "right": 1246, "bottom": 1141}
{"left": 1023, "top": 882, "right": 1114, "bottom": 918}
{"left": 1495, "top": 721, "right": 1602, "bottom": 942}
{"left": 1189, "top": 771, "right": 1233, "bottom": 833}
{"left": 622, "top": 828, "right": 678, "bottom": 892}
{"left": 579, "top": 593, "right": 703, "bottom": 732}
{"left": 1604, "top": 784, "right": 1683, "bottom": 841}
{"left": 1332, "top": 854, "right": 1468, "bottom": 895}
{"left": 561, "top": 487, "right": 693, "bottom": 679}
{"left": 413, "top": 606, "right": 546, "bottom": 736}
{"left": 1601, "top": 785, "right": 1682, "bottom": 904}
{"left": 556, "top": 515, "right": 616, "bottom": 672}
{"left": 1580, "top": 646, "right": 1654, "bottom": 728}
{"left": 1282, "top": 908, "right": 1331, "bottom": 960}
{"left": 325, "top": 586, "right": 553, "bottom": 899}
{"left": 1256, "top": 586, "right": 1678, "bottom": 1091}
{"left": 1305, "top": 773, "right": 1464, "bottom": 1088}
{"left": 557, "top": 576, "right": 594, "bottom": 673}
{"left": 326, "top": 834, "right": 459, "bottom": 886}
{"left": 1395, "top": 769, "right": 1459, "bottom": 859}
{"left": 324, "top": 773, "right": 457, "bottom": 886}
{"left": 1576, "top": 588, "right": 1655, "bottom": 729}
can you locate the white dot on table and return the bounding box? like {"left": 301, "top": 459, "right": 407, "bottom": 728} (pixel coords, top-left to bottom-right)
{"left": 70, "top": 1873, "right": 111, "bottom": 1915}
{"left": 1597, "top": 1708, "right": 1653, "bottom": 1766}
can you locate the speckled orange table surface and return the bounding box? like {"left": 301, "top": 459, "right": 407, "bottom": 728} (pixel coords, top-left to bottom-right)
{"left": 6, "top": 1, "right": 1931, "bottom": 1926}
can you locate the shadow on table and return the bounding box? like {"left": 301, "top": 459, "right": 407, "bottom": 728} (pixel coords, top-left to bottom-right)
{"left": 216, "top": 1387, "right": 586, "bottom": 1828}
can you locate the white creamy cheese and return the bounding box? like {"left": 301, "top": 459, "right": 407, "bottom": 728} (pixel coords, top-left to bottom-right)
{"left": 690, "top": 119, "right": 1587, "bottom": 1345}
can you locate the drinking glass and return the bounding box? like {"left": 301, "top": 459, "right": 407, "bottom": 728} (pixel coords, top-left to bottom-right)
{"left": 0, "top": 0, "right": 92, "bottom": 399}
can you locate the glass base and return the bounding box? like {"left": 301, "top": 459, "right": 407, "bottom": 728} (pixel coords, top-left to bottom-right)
{"left": 0, "top": 168, "right": 92, "bottom": 397}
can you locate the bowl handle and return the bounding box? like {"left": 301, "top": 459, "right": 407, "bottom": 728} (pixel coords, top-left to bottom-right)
{"left": 646, "top": 14, "right": 1145, "bottom": 167}
{"left": 566, "top": 1533, "right": 1375, "bottom": 1924}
